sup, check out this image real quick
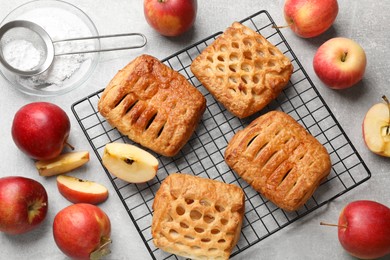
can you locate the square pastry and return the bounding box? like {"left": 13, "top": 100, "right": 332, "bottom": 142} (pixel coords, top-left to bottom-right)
{"left": 152, "top": 173, "right": 245, "bottom": 260}
{"left": 98, "top": 54, "right": 206, "bottom": 157}
{"left": 191, "top": 22, "right": 293, "bottom": 118}
{"left": 225, "top": 111, "right": 331, "bottom": 211}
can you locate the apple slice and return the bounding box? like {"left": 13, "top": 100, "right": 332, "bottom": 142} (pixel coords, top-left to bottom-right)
{"left": 102, "top": 143, "right": 159, "bottom": 183}
{"left": 57, "top": 175, "right": 109, "bottom": 204}
{"left": 362, "top": 96, "right": 390, "bottom": 157}
{"left": 35, "top": 151, "right": 90, "bottom": 176}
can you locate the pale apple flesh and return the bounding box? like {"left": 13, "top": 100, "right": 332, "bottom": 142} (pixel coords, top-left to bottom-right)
{"left": 35, "top": 151, "right": 90, "bottom": 176}
{"left": 57, "top": 175, "right": 109, "bottom": 205}
{"left": 363, "top": 102, "right": 390, "bottom": 157}
{"left": 313, "top": 37, "right": 367, "bottom": 89}
{"left": 102, "top": 143, "right": 159, "bottom": 183}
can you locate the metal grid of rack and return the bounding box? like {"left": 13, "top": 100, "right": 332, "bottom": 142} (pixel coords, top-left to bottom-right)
{"left": 71, "top": 10, "right": 371, "bottom": 260}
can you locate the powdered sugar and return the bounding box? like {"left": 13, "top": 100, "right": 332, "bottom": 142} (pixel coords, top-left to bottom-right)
{"left": 2, "top": 39, "right": 43, "bottom": 71}
{"left": 10, "top": 6, "right": 96, "bottom": 89}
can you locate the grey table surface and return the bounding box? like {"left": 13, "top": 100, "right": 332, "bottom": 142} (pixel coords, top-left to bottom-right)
{"left": 0, "top": 1, "right": 389, "bottom": 259}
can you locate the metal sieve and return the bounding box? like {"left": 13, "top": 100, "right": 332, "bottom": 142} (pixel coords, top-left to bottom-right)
{"left": 0, "top": 20, "right": 147, "bottom": 76}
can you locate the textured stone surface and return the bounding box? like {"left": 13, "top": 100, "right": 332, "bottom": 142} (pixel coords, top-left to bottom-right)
{"left": 0, "top": 1, "right": 389, "bottom": 259}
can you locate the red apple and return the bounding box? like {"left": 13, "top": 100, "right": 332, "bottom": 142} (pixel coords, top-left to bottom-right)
{"left": 321, "top": 200, "right": 390, "bottom": 259}
{"left": 53, "top": 203, "right": 111, "bottom": 260}
{"left": 57, "top": 175, "right": 109, "bottom": 205}
{"left": 144, "top": 0, "right": 197, "bottom": 37}
{"left": 0, "top": 176, "right": 48, "bottom": 235}
{"left": 284, "top": 0, "right": 338, "bottom": 38}
{"left": 12, "top": 102, "right": 71, "bottom": 160}
{"left": 362, "top": 96, "right": 390, "bottom": 157}
{"left": 313, "top": 37, "right": 367, "bottom": 89}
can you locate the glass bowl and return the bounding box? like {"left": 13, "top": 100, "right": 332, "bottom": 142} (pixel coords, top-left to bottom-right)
{"left": 0, "top": 0, "right": 100, "bottom": 96}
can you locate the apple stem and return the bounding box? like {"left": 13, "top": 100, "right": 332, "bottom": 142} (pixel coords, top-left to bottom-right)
{"left": 320, "top": 222, "right": 347, "bottom": 228}
{"left": 272, "top": 21, "right": 293, "bottom": 30}
{"left": 341, "top": 51, "right": 348, "bottom": 62}
{"left": 383, "top": 95, "right": 390, "bottom": 135}
{"left": 65, "top": 142, "right": 75, "bottom": 151}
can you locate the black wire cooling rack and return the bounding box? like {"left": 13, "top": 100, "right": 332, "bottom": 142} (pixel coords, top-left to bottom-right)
{"left": 71, "top": 10, "right": 371, "bottom": 260}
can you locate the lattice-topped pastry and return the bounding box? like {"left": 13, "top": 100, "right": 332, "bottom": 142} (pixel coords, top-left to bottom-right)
{"left": 152, "top": 173, "right": 245, "bottom": 260}
{"left": 98, "top": 54, "right": 206, "bottom": 157}
{"left": 191, "top": 22, "right": 293, "bottom": 118}
{"left": 225, "top": 111, "right": 331, "bottom": 211}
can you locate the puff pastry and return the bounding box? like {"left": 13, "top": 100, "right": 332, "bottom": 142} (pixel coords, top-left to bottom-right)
{"left": 152, "top": 173, "right": 245, "bottom": 260}
{"left": 191, "top": 22, "right": 293, "bottom": 118}
{"left": 225, "top": 111, "right": 331, "bottom": 211}
{"left": 98, "top": 54, "right": 206, "bottom": 157}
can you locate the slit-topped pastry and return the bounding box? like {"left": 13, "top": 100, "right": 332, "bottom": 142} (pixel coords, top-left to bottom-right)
{"left": 224, "top": 111, "right": 331, "bottom": 211}
{"left": 191, "top": 22, "right": 293, "bottom": 118}
{"left": 152, "top": 173, "right": 245, "bottom": 260}
{"left": 98, "top": 54, "right": 206, "bottom": 157}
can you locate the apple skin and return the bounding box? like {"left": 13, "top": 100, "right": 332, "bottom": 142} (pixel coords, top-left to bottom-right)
{"left": 338, "top": 200, "right": 390, "bottom": 259}
{"left": 0, "top": 176, "right": 48, "bottom": 235}
{"left": 313, "top": 37, "right": 367, "bottom": 89}
{"left": 12, "top": 102, "right": 71, "bottom": 160}
{"left": 144, "top": 0, "right": 197, "bottom": 37}
{"left": 284, "top": 0, "right": 338, "bottom": 38}
{"left": 53, "top": 203, "right": 111, "bottom": 260}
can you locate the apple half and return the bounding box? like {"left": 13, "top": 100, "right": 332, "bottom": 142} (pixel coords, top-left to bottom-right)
{"left": 102, "top": 143, "right": 159, "bottom": 183}
{"left": 362, "top": 96, "right": 390, "bottom": 157}
{"left": 57, "top": 175, "right": 109, "bottom": 205}
{"left": 35, "top": 151, "right": 90, "bottom": 176}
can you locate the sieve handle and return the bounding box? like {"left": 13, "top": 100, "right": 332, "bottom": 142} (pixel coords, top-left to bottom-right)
{"left": 52, "top": 33, "right": 147, "bottom": 56}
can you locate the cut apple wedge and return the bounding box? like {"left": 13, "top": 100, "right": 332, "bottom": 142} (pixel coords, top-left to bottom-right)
{"left": 35, "top": 151, "right": 90, "bottom": 176}
{"left": 362, "top": 96, "right": 390, "bottom": 157}
{"left": 102, "top": 143, "right": 159, "bottom": 183}
{"left": 57, "top": 175, "right": 109, "bottom": 204}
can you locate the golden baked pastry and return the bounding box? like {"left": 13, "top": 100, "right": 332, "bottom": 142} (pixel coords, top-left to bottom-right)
{"left": 225, "top": 111, "right": 331, "bottom": 211}
{"left": 191, "top": 22, "right": 293, "bottom": 118}
{"left": 98, "top": 54, "right": 206, "bottom": 157}
{"left": 152, "top": 173, "right": 245, "bottom": 260}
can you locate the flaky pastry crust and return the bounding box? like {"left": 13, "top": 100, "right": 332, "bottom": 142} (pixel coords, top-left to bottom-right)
{"left": 191, "top": 22, "right": 293, "bottom": 118}
{"left": 225, "top": 111, "right": 331, "bottom": 211}
{"left": 98, "top": 54, "right": 206, "bottom": 157}
{"left": 152, "top": 173, "right": 245, "bottom": 260}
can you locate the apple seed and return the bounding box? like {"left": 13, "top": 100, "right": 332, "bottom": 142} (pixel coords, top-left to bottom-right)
{"left": 124, "top": 157, "right": 135, "bottom": 165}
